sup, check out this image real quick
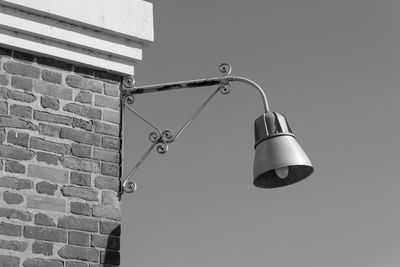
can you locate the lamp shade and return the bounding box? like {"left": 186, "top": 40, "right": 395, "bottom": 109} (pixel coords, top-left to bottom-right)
{"left": 253, "top": 112, "right": 313, "bottom": 188}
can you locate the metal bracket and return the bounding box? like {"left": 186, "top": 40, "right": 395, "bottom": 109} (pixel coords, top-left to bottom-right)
{"left": 120, "top": 63, "right": 234, "bottom": 194}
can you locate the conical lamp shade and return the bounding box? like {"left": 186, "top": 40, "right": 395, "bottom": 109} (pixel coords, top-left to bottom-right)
{"left": 253, "top": 112, "right": 313, "bottom": 188}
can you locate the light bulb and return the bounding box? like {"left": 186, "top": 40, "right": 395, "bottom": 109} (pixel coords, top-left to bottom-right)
{"left": 274, "top": 166, "right": 289, "bottom": 179}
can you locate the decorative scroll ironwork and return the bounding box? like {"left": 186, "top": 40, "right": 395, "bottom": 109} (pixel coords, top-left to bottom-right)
{"left": 120, "top": 63, "right": 235, "bottom": 194}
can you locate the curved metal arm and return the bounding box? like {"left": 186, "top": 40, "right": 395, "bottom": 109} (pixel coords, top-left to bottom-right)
{"left": 228, "top": 76, "right": 269, "bottom": 112}
{"left": 122, "top": 66, "right": 270, "bottom": 113}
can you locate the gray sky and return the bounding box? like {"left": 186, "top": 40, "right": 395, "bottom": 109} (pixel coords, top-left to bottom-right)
{"left": 121, "top": 1, "right": 400, "bottom": 266}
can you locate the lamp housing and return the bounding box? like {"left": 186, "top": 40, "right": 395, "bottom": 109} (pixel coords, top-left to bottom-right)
{"left": 253, "top": 112, "right": 313, "bottom": 188}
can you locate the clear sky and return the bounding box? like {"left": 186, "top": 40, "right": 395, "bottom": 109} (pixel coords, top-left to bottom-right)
{"left": 122, "top": 1, "right": 400, "bottom": 266}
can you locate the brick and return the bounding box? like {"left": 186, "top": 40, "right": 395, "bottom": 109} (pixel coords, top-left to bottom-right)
{"left": 0, "top": 255, "right": 19, "bottom": 267}
{"left": 0, "top": 130, "right": 4, "bottom": 143}
{"left": 71, "top": 143, "right": 92, "bottom": 158}
{"left": 92, "top": 205, "right": 120, "bottom": 221}
{"left": 0, "top": 115, "right": 37, "bottom": 130}
{"left": 0, "top": 100, "right": 7, "bottom": 114}
{"left": 101, "top": 163, "right": 119, "bottom": 177}
{"left": 36, "top": 181, "right": 57, "bottom": 195}
{"left": 103, "top": 110, "right": 120, "bottom": 124}
{"left": 73, "top": 118, "right": 92, "bottom": 131}
{"left": 0, "top": 221, "right": 22, "bottom": 236}
{"left": 0, "top": 176, "right": 33, "bottom": 190}
{"left": 41, "top": 96, "right": 60, "bottom": 110}
{"left": 34, "top": 80, "right": 73, "bottom": 100}
{"left": 3, "top": 191, "right": 24, "bottom": 204}
{"left": 5, "top": 160, "right": 25, "bottom": 173}
{"left": 94, "top": 71, "right": 120, "bottom": 84}
{"left": 0, "top": 238, "right": 28, "bottom": 251}
{"left": 0, "top": 144, "right": 34, "bottom": 160}
{"left": 34, "top": 213, "right": 55, "bottom": 227}
{"left": 67, "top": 262, "right": 88, "bottom": 267}
{"left": 30, "top": 137, "right": 69, "bottom": 154}
{"left": 0, "top": 87, "right": 35, "bottom": 102}
{"left": 58, "top": 216, "right": 98, "bottom": 232}
{"left": 93, "top": 121, "right": 119, "bottom": 137}
{"left": 10, "top": 104, "right": 32, "bottom": 118}
{"left": 38, "top": 123, "right": 60, "bottom": 137}
{"left": 104, "top": 83, "right": 119, "bottom": 97}
{"left": 101, "top": 190, "right": 118, "bottom": 206}
{"left": 61, "top": 185, "right": 99, "bottom": 201}
{"left": 99, "top": 221, "right": 120, "bottom": 236}
{"left": 91, "top": 234, "right": 120, "bottom": 250}
{"left": 61, "top": 156, "right": 100, "bottom": 173}
{"left": 0, "top": 74, "right": 9, "bottom": 85}
{"left": 33, "top": 110, "right": 72, "bottom": 125}
{"left": 70, "top": 201, "right": 92, "bottom": 216}
{"left": 27, "top": 195, "right": 66, "bottom": 212}
{"left": 37, "top": 56, "right": 73, "bottom": 70}
{"left": 102, "top": 137, "right": 120, "bottom": 151}
{"left": 94, "top": 176, "right": 119, "bottom": 192}
{"left": 95, "top": 95, "right": 119, "bottom": 110}
{"left": 100, "top": 249, "right": 120, "bottom": 265}
{"left": 3, "top": 62, "right": 40, "bottom": 78}
{"left": 36, "top": 151, "right": 59, "bottom": 165}
{"left": 0, "top": 128, "right": 5, "bottom": 142}
{"left": 70, "top": 171, "right": 91, "bottom": 187}
{"left": 58, "top": 245, "right": 99, "bottom": 263}
{"left": 28, "top": 164, "right": 68, "bottom": 184}
{"left": 11, "top": 76, "right": 33, "bottom": 91}
{"left": 14, "top": 51, "right": 34, "bottom": 62}
{"left": 74, "top": 66, "right": 94, "bottom": 77}
{"left": 61, "top": 127, "right": 101, "bottom": 146}
{"left": 32, "top": 240, "right": 53, "bottom": 256}
{"left": 24, "top": 225, "right": 67, "bottom": 242}
{"left": 93, "top": 148, "right": 119, "bottom": 163}
{"left": 66, "top": 75, "right": 103, "bottom": 93}
{"left": 23, "top": 258, "right": 63, "bottom": 267}
{"left": 42, "top": 69, "right": 62, "bottom": 84}
{"left": 75, "top": 90, "right": 92, "bottom": 104}
{"left": 68, "top": 231, "right": 90, "bottom": 246}
{"left": 0, "top": 207, "right": 32, "bottom": 221}
{"left": 7, "top": 130, "right": 29, "bottom": 148}
{"left": 63, "top": 103, "right": 101, "bottom": 120}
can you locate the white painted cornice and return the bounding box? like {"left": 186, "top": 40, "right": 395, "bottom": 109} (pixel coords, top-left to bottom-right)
{"left": 0, "top": 0, "right": 154, "bottom": 75}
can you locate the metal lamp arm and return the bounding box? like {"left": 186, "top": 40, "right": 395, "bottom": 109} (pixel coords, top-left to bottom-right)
{"left": 123, "top": 75, "right": 270, "bottom": 113}
{"left": 120, "top": 63, "right": 270, "bottom": 195}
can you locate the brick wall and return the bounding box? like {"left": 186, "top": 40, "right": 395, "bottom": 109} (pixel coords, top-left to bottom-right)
{"left": 0, "top": 47, "right": 122, "bottom": 266}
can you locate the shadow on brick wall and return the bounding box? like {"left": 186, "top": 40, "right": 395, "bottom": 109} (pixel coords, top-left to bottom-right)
{"left": 104, "top": 225, "right": 121, "bottom": 266}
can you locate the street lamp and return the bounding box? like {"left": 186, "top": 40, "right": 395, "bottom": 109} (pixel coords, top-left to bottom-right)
{"left": 120, "top": 63, "right": 313, "bottom": 194}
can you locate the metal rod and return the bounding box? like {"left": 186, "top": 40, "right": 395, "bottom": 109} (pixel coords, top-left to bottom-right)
{"left": 127, "top": 76, "right": 230, "bottom": 94}
{"left": 124, "top": 76, "right": 270, "bottom": 112}
{"left": 124, "top": 103, "right": 162, "bottom": 134}
{"left": 121, "top": 141, "right": 158, "bottom": 191}
{"left": 172, "top": 87, "right": 220, "bottom": 142}
{"left": 232, "top": 76, "right": 269, "bottom": 112}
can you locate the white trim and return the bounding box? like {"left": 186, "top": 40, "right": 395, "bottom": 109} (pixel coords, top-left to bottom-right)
{"left": 0, "top": 0, "right": 154, "bottom": 75}
{"left": 0, "top": 0, "right": 154, "bottom": 43}
{"left": 0, "top": 6, "right": 143, "bottom": 61}
{"left": 0, "top": 28, "right": 135, "bottom": 75}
